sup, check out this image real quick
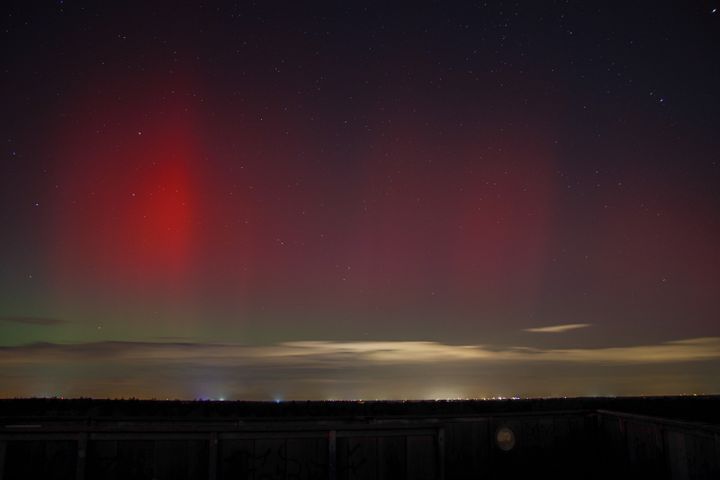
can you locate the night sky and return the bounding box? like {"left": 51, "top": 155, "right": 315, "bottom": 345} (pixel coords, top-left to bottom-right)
{"left": 1, "top": 1, "right": 720, "bottom": 400}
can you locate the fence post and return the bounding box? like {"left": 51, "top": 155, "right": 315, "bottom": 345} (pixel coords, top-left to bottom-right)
{"left": 76, "top": 433, "right": 87, "bottom": 480}
{"left": 209, "top": 432, "right": 218, "bottom": 480}
{"left": 328, "top": 430, "right": 336, "bottom": 480}
{"left": 438, "top": 427, "right": 445, "bottom": 480}
{"left": 0, "top": 440, "right": 6, "bottom": 480}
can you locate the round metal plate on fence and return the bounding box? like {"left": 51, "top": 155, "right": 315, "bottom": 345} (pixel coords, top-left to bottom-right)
{"left": 496, "top": 426, "right": 516, "bottom": 451}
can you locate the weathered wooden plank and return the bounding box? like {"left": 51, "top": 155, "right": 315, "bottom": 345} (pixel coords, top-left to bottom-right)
{"left": 221, "top": 431, "right": 325, "bottom": 440}
{"left": 407, "top": 435, "right": 435, "bottom": 480}
{"left": 254, "top": 438, "right": 287, "bottom": 480}
{"left": 218, "top": 439, "right": 253, "bottom": 480}
{"left": 86, "top": 440, "right": 118, "bottom": 480}
{"left": 552, "top": 415, "right": 590, "bottom": 478}
{"left": 329, "top": 431, "right": 337, "bottom": 480}
{"left": 152, "top": 440, "right": 209, "bottom": 480}
{"left": 624, "top": 420, "right": 666, "bottom": 478}
{"left": 597, "top": 410, "right": 720, "bottom": 436}
{"left": 3, "top": 440, "right": 43, "bottom": 480}
{"left": 155, "top": 441, "right": 189, "bottom": 479}
{"left": 337, "top": 429, "right": 435, "bottom": 438}
{"left": 75, "top": 433, "right": 87, "bottom": 480}
{"left": 523, "top": 417, "right": 554, "bottom": 452}
{"left": 208, "top": 433, "right": 218, "bottom": 480}
{"left": 443, "top": 421, "right": 487, "bottom": 480}
{"left": 286, "top": 437, "right": 328, "bottom": 480}
{"left": 526, "top": 417, "right": 556, "bottom": 475}
{"left": 551, "top": 416, "right": 571, "bottom": 452}
{"left": 3, "top": 440, "right": 77, "bottom": 480}
{"left": 598, "top": 414, "right": 627, "bottom": 475}
{"left": 664, "top": 430, "right": 689, "bottom": 480}
{"left": 89, "top": 433, "right": 210, "bottom": 441}
{"left": 0, "top": 440, "right": 6, "bottom": 480}
{"left": 685, "top": 431, "right": 720, "bottom": 479}
{"left": 0, "top": 433, "right": 79, "bottom": 441}
{"left": 437, "top": 428, "right": 445, "bottom": 480}
{"left": 0, "top": 420, "right": 457, "bottom": 435}
{"left": 550, "top": 416, "right": 572, "bottom": 478}
{"left": 337, "top": 436, "right": 376, "bottom": 480}
{"left": 377, "top": 435, "right": 405, "bottom": 480}
{"left": 47, "top": 440, "right": 78, "bottom": 480}
{"left": 115, "top": 440, "right": 154, "bottom": 480}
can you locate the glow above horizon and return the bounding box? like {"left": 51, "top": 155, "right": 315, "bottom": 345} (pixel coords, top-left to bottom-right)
{"left": 0, "top": 1, "right": 719, "bottom": 399}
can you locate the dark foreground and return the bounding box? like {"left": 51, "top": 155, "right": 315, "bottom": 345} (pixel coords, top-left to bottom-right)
{"left": 1, "top": 396, "right": 718, "bottom": 479}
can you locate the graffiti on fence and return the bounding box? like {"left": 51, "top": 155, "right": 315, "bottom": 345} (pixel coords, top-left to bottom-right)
{"left": 222, "top": 439, "right": 328, "bottom": 480}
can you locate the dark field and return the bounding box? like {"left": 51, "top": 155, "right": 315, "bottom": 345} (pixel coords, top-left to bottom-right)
{"left": 0, "top": 395, "right": 720, "bottom": 425}
{"left": 1, "top": 395, "right": 720, "bottom": 424}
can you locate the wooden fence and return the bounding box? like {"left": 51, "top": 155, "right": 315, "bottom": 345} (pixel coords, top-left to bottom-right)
{"left": 596, "top": 410, "right": 720, "bottom": 480}
{"left": 1, "top": 409, "right": 715, "bottom": 479}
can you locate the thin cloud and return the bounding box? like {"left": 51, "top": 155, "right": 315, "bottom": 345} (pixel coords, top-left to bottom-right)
{"left": 0, "top": 316, "right": 68, "bottom": 326}
{"left": 524, "top": 323, "right": 591, "bottom": 333}
{"left": 0, "top": 337, "right": 718, "bottom": 366}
